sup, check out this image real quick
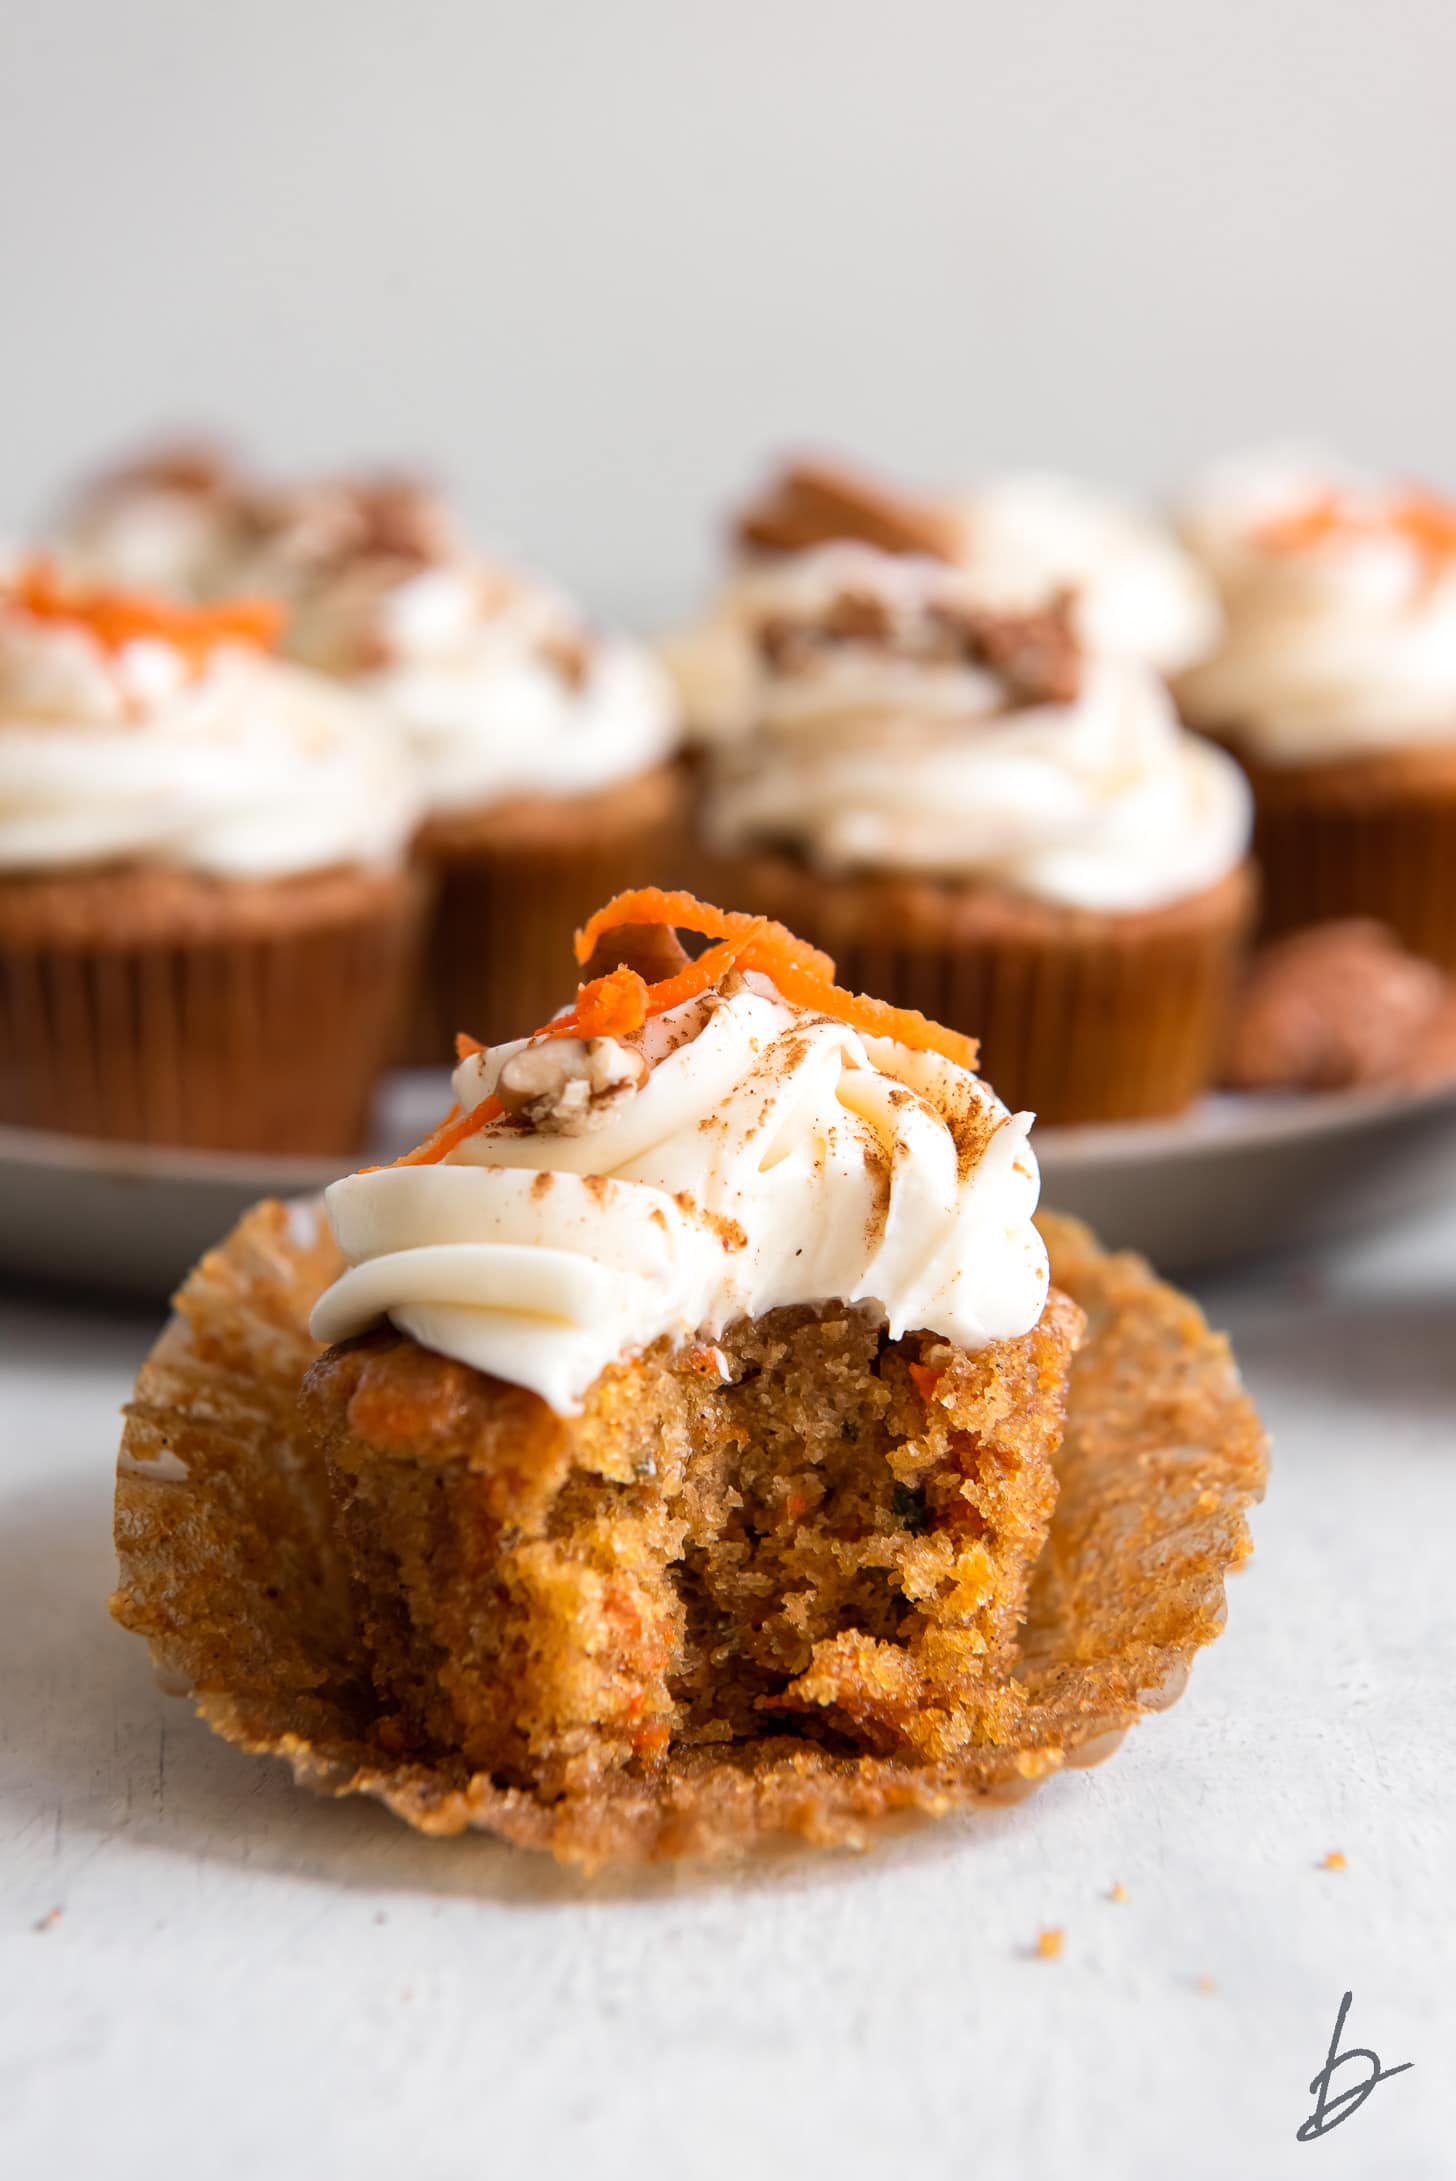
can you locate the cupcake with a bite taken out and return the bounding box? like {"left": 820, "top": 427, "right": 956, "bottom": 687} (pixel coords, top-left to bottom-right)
{"left": 0, "top": 563, "right": 423, "bottom": 1153}
{"left": 1178, "top": 449, "right": 1456, "bottom": 965}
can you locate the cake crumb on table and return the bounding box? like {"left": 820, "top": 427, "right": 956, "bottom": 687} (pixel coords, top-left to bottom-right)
{"left": 31, "top": 1906, "right": 64, "bottom": 1934}
{"left": 1320, "top": 1850, "right": 1347, "bottom": 1873}
{"left": 1034, "top": 1927, "right": 1065, "bottom": 1960}
{"left": 1195, "top": 1975, "right": 1217, "bottom": 1995}
{"left": 1107, "top": 1882, "right": 1129, "bottom": 1904}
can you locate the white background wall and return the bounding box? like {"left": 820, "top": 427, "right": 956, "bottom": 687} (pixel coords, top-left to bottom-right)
{"left": 2, "top": 0, "right": 1453, "bottom": 619}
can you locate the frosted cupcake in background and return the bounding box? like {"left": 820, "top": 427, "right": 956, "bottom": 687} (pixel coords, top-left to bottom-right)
{"left": 0, "top": 564, "right": 423, "bottom": 1152}
{"left": 664, "top": 454, "right": 1220, "bottom": 738}
{"left": 1177, "top": 448, "right": 1456, "bottom": 965}
{"left": 686, "top": 539, "right": 1253, "bottom": 1124}
{"left": 950, "top": 469, "right": 1221, "bottom": 678}
{"left": 57, "top": 450, "right": 684, "bottom": 1048}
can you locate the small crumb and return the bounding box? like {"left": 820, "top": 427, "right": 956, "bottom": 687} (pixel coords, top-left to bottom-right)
{"left": 1034, "top": 1927, "right": 1064, "bottom": 1960}
{"left": 32, "top": 1907, "right": 63, "bottom": 1934}
{"left": 373, "top": 1911, "right": 389, "bottom": 1925}
{"left": 1107, "top": 1882, "right": 1128, "bottom": 1904}
{"left": 1196, "top": 1974, "right": 1217, "bottom": 1995}
{"left": 1320, "top": 1850, "right": 1347, "bottom": 1873}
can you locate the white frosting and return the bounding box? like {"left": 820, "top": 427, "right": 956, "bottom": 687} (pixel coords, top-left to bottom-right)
{"left": 57, "top": 469, "right": 679, "bottom": 815}
{"left": 348, "top": 565, "right": 679, "bottom": 812}
{"left": 59, "top": 481, "right": 238, "bottom": 598}
{"left": 688, "top": 546, "right": 1250, "bottom": 913}
{"left": 0, "top": 606, "right": 419, "bottom": 878}
{"left": 1177, "top": 448, "right": 1456, "bottom": 762}
{"left": 951, "top": 472, "right": 1221, "bottom": 674}
{"left": 311, "top": 971, "right": 1049, "bottom": 1414}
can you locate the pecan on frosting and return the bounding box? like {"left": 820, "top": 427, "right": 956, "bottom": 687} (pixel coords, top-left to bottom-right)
{"left": 756, "top": 583, "right": 1084, "bottom": 707}
{"left": 735, "top": 456, "right": 963, "bottom": 564}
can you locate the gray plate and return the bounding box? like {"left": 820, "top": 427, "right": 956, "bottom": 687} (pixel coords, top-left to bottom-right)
{"left": 4, "top": 1069, "right": 1456, "bottom": 1299}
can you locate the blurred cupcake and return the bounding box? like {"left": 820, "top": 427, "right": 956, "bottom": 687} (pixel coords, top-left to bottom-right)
{"left": 1178, "top": 449, "right": 1456, "bottom": 964}
{"left": 60, "top": 456, "right": 683, "bottom": 1049}
{"left": 0, "top": 564, "right": 422, "bottom": 1153}
{"left": 665, "top": 455, "right": 1219, "bottom": 735}
{"left": 690, "top": 543, "right": 1253, "bottom": 1124}
{"left": 950, "top": 470, "right": 1221, "bottom": 678}
{"left": 56, "top": 439, "right": 247, "bottom": 597}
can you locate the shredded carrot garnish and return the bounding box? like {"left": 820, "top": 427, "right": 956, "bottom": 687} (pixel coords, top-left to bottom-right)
{"left": 1255, "top": 487, "right": 1456, "bottom": 567}
{"left": 385, "top": 887, "right": 979, "bottom": 1171}
{"left": 572, "top": 887, "right": 977, "bottom": 1070}
{"left": 760, "top": 953, "right": 979, "bottom": 1071}
{"left": 390, "top": 1096, "right": 504, "bottom": 1168}
{"left": 546, "top": 966, "right": 650, "bottom": 1043}
{"left": 574, "top": 887, "right": 836, "bottom": 983}
{"left": 454, "top": 1031, "right": 486, "bottom": 1062}
{"left": 7, "top": 560, "right": 282, "bottom": 664}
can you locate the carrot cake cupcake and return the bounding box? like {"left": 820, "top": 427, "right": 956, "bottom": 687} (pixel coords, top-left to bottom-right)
{"left": 1178, "top": 449, "right": 1456, "bottom": 964}
{"left": 58, "top": 452, "right": 684, "bottom": 1045}
{"left": 110, "top": 889, "right": 1269, "bottom": 1865}
{"left": 302, "top": 891, "right": 1075, "bottom": 1788}
{"left": 0, "top": 563, "right": 422, "bottom": 1152}
{"left": 665, "top": 455, "right": 1220, "bottom": 733}
{"left": 676, "top": 541, "right": 1253, "bottom": 1124}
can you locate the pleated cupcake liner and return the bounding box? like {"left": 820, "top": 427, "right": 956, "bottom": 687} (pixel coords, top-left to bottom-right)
{"left": 410, "top": 763, "right": 689, "bottom": 1058}
{"left": 109, "top": 1199, "right": 1267, "bottom": 1870}
{"left": 701, "top": 853, "right": 1256, "bottom": 1126}
{"left": 1246, "top": 764, "right": 1456, "bottom": 969}
{"left": 0, "top": 870, "right": 423, "bottom": 1155}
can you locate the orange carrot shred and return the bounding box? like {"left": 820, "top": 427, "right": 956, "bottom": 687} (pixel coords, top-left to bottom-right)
{"left": 908, "top": 1361, "right": 944, "bottom": 1403}
{"left": 386, "top": 886, "right": 979, "bottom": 1169}
{"left": 548, "top": 967, "right": 650, "bottom": 1043}
{"left": 389, "top": 1095, "right": 504, "bottom": 1168}
{"left": 7, "top": 560, "right": 282, "bottom": 664}
{"left": 574, "top": 887, "right": 836, "bottom": 982}
{"left": 1255, "top": 487, "right": 1456, "bottom": 567}
{"left": 454, "top": 1031, "right": 486, "bottom": 1062}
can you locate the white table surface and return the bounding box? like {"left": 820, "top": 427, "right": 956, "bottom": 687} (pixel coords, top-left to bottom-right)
{"left": 2, "top": 1208, "right": 1453, "bottom": 2181}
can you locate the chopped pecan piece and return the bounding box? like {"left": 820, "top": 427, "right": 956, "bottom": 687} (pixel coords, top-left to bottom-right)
{"left": 1224, "top": 920, "right": 1456, "bottom": 1092}
{"left": 578, "top": 920, "right": 690, "bottom": 985}
{"left": 964, "top": 593, "right": 1083, "bottom": 705}
{"left": 735, "top": 456, "right": 962, "bottom": 562}
{"left": 494, "top": 1036, "right": 649, "bottom": 1133}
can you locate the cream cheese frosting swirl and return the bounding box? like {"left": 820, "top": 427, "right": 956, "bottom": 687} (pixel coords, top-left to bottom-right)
{"left": 0, "top": 592, "right": 419, "bottom": 878}
{"left": 951, "top": 472, "right": 1222, "bottom": 675}
{"left": 1177, "top": 449, "right": 1456, "bottom": 763}
{"left": 336, "top": 564, "right": 679, "bottom": 814}
{"left": 686, "top": 545, "right": 1250, "bottom": 913}
{"left": 58, "top": 460, "right": 679, "bottom": 816}
{"left": 311, "top": 970, "right": 1049, "bottom": 1415}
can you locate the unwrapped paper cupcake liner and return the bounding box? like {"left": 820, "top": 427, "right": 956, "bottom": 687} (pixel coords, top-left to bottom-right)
{"left": 110, "top": 1200, "right": 1267, "bottom": 1870}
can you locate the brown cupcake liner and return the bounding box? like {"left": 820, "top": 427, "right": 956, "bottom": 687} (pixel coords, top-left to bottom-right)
{"left": 0, "top": 863, "right": 423, "bottom": 1155}
{"left": 1221, "top": 737, "right": 1456, "bottom": 968}
{"left": 702, "top": 852, "right": 1256, "bottom": 1126}
{"left": 110, "top": 1199, "right": 1267, "bottom": 1870}
{"left": 409, "top": 759, "right": 689, "bottom": 1058}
